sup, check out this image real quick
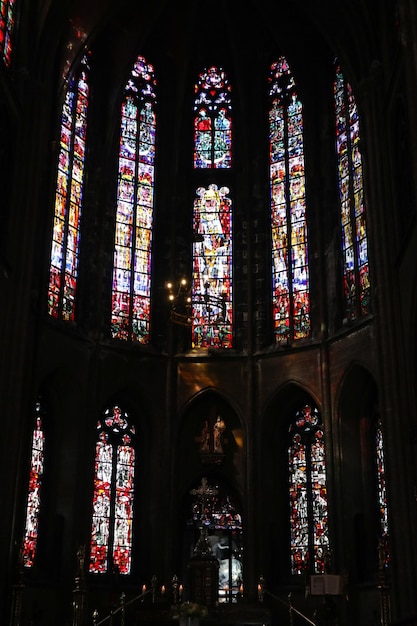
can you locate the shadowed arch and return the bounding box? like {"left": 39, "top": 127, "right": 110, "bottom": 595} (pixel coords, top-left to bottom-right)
{"left": 175, "top": 389, "right": 244, "bottom": 603}
{"left": 337, "top": 363, "right": 381, "bottom": 586}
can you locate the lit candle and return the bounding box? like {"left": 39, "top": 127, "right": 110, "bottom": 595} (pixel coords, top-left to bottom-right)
{"left": 239, "top": 584, "right": 244, "bottom": 594}
{"left": 161, "top": 585, "right": 166, "bottom": 595}
{"left": 142, "top": 584, "right": 146, "bottom": 594}
{"left": 179, "top": 585, "right": 183, "bottom": 597}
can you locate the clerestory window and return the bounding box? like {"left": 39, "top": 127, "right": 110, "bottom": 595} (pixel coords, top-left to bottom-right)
{"left": 111, "top": 55, "right": 157, "bottom": 343}
{"left": 48, "top": 53, "right": 91, "bottom": 321}
{"left": 269, "top": 57, "right": 310, "bottom": 344}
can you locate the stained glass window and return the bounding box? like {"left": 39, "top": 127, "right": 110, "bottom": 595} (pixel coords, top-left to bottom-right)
{"left": 334, "top": 63, "right": 370, "bottom": 321}
{"left": 89, "top": 405, "right": 136, "bottom": 575}
{"left": 48, "top": 53, "right": 90, "bottom": 321}
{"left": 269, "top": 57, "right": 310, "bottom": 344}
{"left": 0, "top": 0, "right": 16, "bottom": 66}
{"left": 194, "top": 66, "right": 232, "bottom": 169}
{"left": 288, "top": 404, "right": 329, "bottom": 575}
{"left": 192, "top": 184, "right": 233, "bottom": 349}
{"left": 376, "top": 418, "right": 390, "bottom": 568}
{"left": 111, "top": 55, "right": 157, "bottom": 343}
{"left": 22, "top": 401, "right": 45, "bottom": 568}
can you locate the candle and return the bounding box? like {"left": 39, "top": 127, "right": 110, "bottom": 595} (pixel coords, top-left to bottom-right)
{"left": 161, "top": 585, "right": 166, "bottom": 594}
{"left": 239, "top": 584, "right": 244, "bottom": 594}
{"left": 179, "top": 584, "right": 183, "bottom": 596}
{"left": 142, "top": 584, "right": 146, "bottom": 594}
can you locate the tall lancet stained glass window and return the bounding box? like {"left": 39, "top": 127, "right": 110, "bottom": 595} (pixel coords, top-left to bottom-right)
{"left": 0, "top": 0, "right": 16, "bottom": 66}
{"left": 48, "top": 53, "right": 90, "bottom": 321}
{"left": 111, "top": 55, "right": 157, "bottom": 342}
{"left": 376, "top": 418, "right": 390, "bottom": 568}
{"left": 194, "top": 66, "right": 232, "bottom": 169}
{"left": 289, "top": 404, "right": 329, "bottom": 575}
{"left": 22, "top": 401, "right": 45, "bottom": 568}
{"left": 192, "top": 184, "right": 233, "bottom": 349}
{"left": 89, "top": 406, "right": 136, "bottom": 575}
{"left": 334, "top": 63, "right": 370, "bottom": 321}
{"left": 269, "top": 58, "right": 310, "bottom": 344}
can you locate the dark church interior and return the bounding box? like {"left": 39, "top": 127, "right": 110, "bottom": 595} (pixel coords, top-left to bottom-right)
{"left": 2, "top": 1, "right": 417, "bottom": 625}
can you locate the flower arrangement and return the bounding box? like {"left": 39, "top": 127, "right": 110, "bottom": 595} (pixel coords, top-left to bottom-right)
{"left": 173, "top": 601, "right": 209, "bottom": 620}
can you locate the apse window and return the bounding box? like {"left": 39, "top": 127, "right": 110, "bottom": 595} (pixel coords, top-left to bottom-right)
{"left": 22, "top": 401, "right": 45, "bottom": 568}
{"left": 193, "top": 66, "right": 232, "bottom": 169}
{"left": 334, "top": 62, "right": 370, "bottom": 321}
{"left": 111, "top": 55, "right": 157, "bottom": 343}
{"left": 48, "top": 53, "right": 90, "bottom": 322}
{"left": 269, "top": 57, "right": 310, "bottom": 344}
{"left": 288, "top": 403, "right": 329, "bottom": 575}
{"left": 376, "top": 417, "right": 390, "bottom": 568}
{"left": 192, "top": 184, "right": 233, "bottom": 349}
{"left": 89, "top": 406, "right": 136, "bottom": 575}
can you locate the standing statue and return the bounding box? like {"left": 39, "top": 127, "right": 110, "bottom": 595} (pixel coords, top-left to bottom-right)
{"left": 199, "top": 420, "right": 210, "bottom": 452}
{"left": 213, "top": 415, "right": 226, "bottom": 453}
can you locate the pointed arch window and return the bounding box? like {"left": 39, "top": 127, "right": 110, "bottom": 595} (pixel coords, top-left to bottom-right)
{"left": 192, "top": 184, "right": 233, "bottom": 349}
{"left": 194, "top": 66, "right": 232, "bottom": 169}
{"left": 48, "top": 53, "right": 90, "bottom": 321}
{"left": 269, "top": 57, "right": 310, "bottom": 344}
{"left": 22, "top": 401, "right": 45, "bottom": 568}
{"left": 288, "top": 404, "right": 329, "bottom": 575}
{"left": 0, "top": 0, "right": 16, "bottom": 66}
{"left": 376, "top": 417, "right": 390, "bottom": 568}
{"left": 89, "top": 405, "right": 136, "bottom": 575}
{"left": 334, "top": 63, "right": 370, "bottom": 321}
{"left": 111, "top": 55, "right": 157, "bottom": 343}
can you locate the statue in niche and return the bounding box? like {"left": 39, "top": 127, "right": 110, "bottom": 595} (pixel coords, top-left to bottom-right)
{"left": 213, "top": 415, "right": 226, "bottom": 453}
{"left": 197, "top": 415, "right": 227, "bottom": 463}
{"left": 199, "top": 420, "right": 210, "bottom": 452}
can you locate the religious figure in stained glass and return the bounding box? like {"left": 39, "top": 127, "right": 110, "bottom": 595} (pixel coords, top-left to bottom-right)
{"left": 192, "top": 184, "right": 232, "bottom": 348}
{"left": 111, "top": 55, "right": 157, "bottom": 343}
{"left": 22, "top": 401, "right": 45, "bottom": 567}
{"left": 269, "top": 57, "right": 310, "bottom": 344}
{"left": 48, "top": 53, "right": 90, "bottom": 321}
{"left": 288, "top": 404, "right": 329, "bottom": 575}
{"left": 194, "top": 66, "right": 232, "bottom": 169}
{"left": 89, "top": 405, "right": 136, "bottom": 575}
{"left": 334, "top": 63, "right": 370, "bottom": 321}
